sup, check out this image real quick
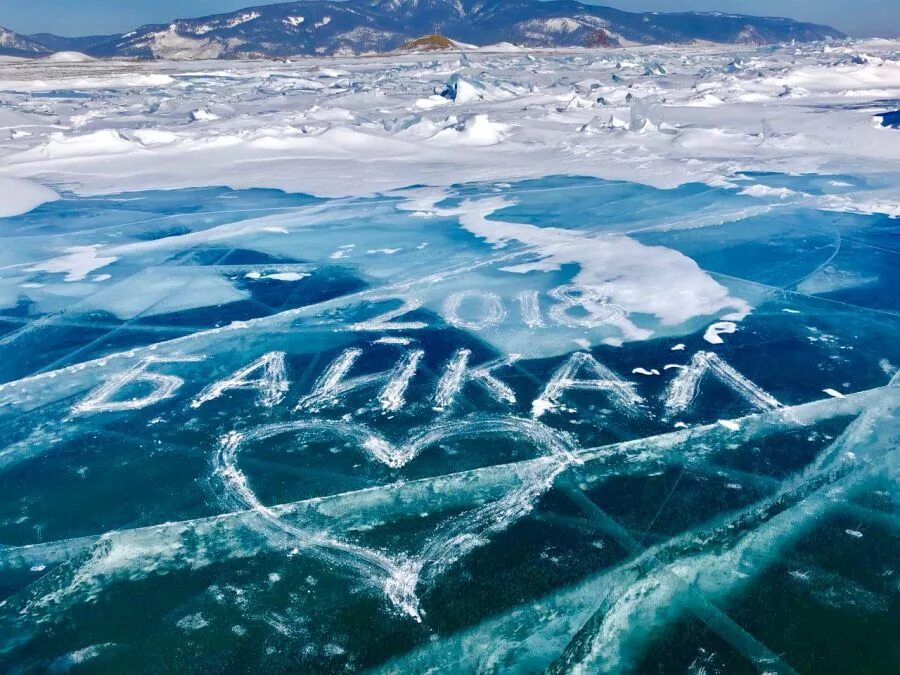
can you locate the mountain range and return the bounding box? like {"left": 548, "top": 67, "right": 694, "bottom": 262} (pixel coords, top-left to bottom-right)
{"left": 0, "top": 0, "right": 846, "bottom": 60}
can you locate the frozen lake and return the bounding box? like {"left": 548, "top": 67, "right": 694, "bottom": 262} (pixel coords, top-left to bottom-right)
{"left": 0, "top": 40, "right": 898, "bottom": 673}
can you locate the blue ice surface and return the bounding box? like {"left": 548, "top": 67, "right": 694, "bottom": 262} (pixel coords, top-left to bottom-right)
{"left": 29, "top": 90, "right": 95, "bottom": 99}
{"left": 877, "top": 109, "right": 900, "bottom": 127}
{"left": 0, "top": 174, "right": 897, "bottom": 672}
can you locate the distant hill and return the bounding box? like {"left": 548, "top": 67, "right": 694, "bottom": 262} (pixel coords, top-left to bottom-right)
{"left": 0, "top": 26, "right": 51, "bottom": 57}
{"left": 399, "top": 34, "right": 461, "bottom": 52}
{"left": 26, "top": 33, "right": 121, "bottom": 54}
{"left": 1, "top": 0, "right": 846, "bottom": 59}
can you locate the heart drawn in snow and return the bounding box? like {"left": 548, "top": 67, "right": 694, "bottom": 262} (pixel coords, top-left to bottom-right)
{"left": 215, "top": 415, "right": 577, "bottom": 620}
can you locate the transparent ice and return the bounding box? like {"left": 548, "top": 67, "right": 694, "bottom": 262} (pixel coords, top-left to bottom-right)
{"left": 0, "top": 41, "right": 898, "bottom": 673}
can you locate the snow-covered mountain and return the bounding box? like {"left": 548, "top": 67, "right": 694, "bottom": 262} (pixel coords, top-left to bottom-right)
{"left": 2, "top": 0, "right": 845, "bottom": 59}
{"left": 25, "top": 33, "right": 121, "bottom": 54}
{"left": 0, "top": 26, "right": 52, "bottom": 57}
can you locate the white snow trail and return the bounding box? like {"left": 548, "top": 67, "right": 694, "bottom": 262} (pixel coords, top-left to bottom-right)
{"left": 0, "top": 384, "right": 885, "bottom": 652}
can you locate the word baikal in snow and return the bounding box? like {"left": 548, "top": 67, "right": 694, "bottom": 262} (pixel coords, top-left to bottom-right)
{"left": 72, "top": 344, "right": 783, "bottom": 425}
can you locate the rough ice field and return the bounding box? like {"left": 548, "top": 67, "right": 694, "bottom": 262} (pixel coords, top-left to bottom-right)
{"left": 0, "top": 40, "right": 898, "bottom": 672}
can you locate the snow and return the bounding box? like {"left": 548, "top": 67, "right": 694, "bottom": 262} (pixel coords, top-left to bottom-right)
{"left": 0, "top": 72, "right": 175, "bottom": 92}
{"left": 428, "top": 114, "right": 507, "bottom": 146}
{"left": 0, "top": 40, "right": 893, "bottom": 219}
{"left": 225, "top": 12, "right": 262, "bottom": 29}
{"left": 132, "top": 26, "right": 227, "bottom": 60}
{"left": 26, "top": 244, "right": 118, "bottom": 281}
{"left": 195, "top": 12, "right": 262, "bottom": 34}
{"left": 540, "top": 18, "right": 582, "bottom": 33}
{"left": 739, "top": 184, "right": 797, "bottom": 199}
{"left": 0, "top": 176, "right": 58, "bottom": 217}
{"left": 191, "top": 108, "right": 221, "bottom": 122}
{"left": 451, "top": 197, "right": 748, "bottom": 342}
{"left": 22, "top": 129, "right": 136, "bottom": 159}
{"left": 245, "top": 271, "right": 309, "bottom": 281}
{"left": 43, "top": 51, "right": 96, "bottom": 63}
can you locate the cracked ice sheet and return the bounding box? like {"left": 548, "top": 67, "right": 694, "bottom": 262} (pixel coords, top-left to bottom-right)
{"left": 0, "top": 173, "right": 838, "bottom": 375}
{"left": 0, "top": 385, "right": 885, "bottom": 645}
{"left": 0, "top": 233, "right": 896, "bottom": 669}
{"left": 379, "top": 374, "right": 900, "bottom": 674}
{"left": 0, "top": 180, "right": 758, "bottom": 372}
{"left": 2, "top": 174, "right": 895, "bottom": 389}
{"left": 0, "top": 38, "right": 898, "bottom": 673}
{"left": 0, "top": 175, "right": 896, "bottom": 438}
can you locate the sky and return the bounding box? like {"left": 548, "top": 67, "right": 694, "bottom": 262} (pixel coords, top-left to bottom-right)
{"left": 0, "top": 0, "right": 897, "bottom": 39}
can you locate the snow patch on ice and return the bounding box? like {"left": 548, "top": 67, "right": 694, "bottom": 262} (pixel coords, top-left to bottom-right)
{"left": 27, "top": 245, "right": 117, "bottom": 282}
{"left": 454, "top": 198, "right": 750, "bottom": 343}
{"left": 0, "top": 177, "right": 58, "bottom": 217}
